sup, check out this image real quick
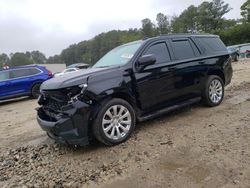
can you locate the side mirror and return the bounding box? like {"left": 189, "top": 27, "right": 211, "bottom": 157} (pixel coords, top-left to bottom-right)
{"left": 137, "top": 54, "right": 156, "bottom": 71}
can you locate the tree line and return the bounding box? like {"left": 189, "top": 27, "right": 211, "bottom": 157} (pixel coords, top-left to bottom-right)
{"left": 1, "top": 0, "right": 250, "bottom": 67}
{"left": 0, "top": 51, "right": 47, "bottom": 68}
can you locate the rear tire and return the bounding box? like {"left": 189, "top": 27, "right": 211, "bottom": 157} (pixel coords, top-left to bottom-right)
{"left": 235, "top": 55, "right": 239, "bottom": 62}
{"left": 92, "top": 98, "right": 136, "bottom": 146}
{"left": 31, "top": 84, "right": 41, "bottom": 99}
{"left": 202, "top": 75, "right": 224, "bottom": 107}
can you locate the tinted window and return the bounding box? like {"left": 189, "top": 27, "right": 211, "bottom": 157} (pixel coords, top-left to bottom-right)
{"left": 10, "top": 68, "right": 41, "bottom": 79}
{"left": 171, "top": 40, "right": 196, "bottom": 60}
{"left": 144, "top": 43, "right": 170, "bottom": 64}
{"left": 10, "top": 69, "right": 32, "bottom": 79}
{"left": 0, "top": 71, "right": 10, "bottom": 81}
{"left": 29, "top": 68, "right": 41, "bottom": 75}
{"left": 196, "top": 37, "right": 226, "bottom": 53}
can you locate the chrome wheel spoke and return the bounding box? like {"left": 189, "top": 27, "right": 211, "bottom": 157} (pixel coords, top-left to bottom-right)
{"left": 119, "top": 124, "right": 129, "bottom": 134}
{"left": 120, "top": 111, "right": 130, "bottom": 120}
{"left": 214, "top": 94, "right": 218, "bottom": 102}
{"left": 103, "top": 119, "right": 112, "bottom": 124}
{"left": 110, "top": 126, "right": 115, "bottom": 137}
{"left": 106, "top": 109, "right": 113, "bottom": 119}
{"left": 118, "top": 106, "right": 125, "bottom": 116}
{"left": 116, "top": 126, "right": 122, "bottom": 139}
{"left": 212, "top": 94, "right": 216, "bottom": 102}
{"left": 104, "top": 124, "right": 113, "bottom": 132}
{"left": 112, "top": 105, "right": 118, "bottom": 116}
{"left": 120, "top": 120, "right": 131, "bottom": 125}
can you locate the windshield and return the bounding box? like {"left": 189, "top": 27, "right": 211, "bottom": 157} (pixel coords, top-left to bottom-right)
{"left": 93, "top": 41, "right": 142, "bottom": 68}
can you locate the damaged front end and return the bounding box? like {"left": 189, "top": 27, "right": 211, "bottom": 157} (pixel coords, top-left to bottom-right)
{"left": 36, "top": 85, "right": 93, "bottom": 146}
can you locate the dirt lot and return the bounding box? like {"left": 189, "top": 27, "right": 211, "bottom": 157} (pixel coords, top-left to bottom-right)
{"left": 1, "top": 60, "right": 250, "bottom": 188}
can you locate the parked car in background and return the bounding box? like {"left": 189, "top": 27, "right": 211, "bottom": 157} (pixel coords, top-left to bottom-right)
{"left": 0, "top": 65, "right": 52, "bottom": 100}
{"left": 67, "top": 63, "right": 90, "bottom": 69}
{"left": 54, "top": 68, "right": 80, "bottom": 77}
{"left": 246, "top": 50, "right": 250, "bottom": 58}
{"left": 37, "top": 34, "right": 232, "bottom": 146}
{"left": 227, "top": 46, "right": 239, "bottom": 61}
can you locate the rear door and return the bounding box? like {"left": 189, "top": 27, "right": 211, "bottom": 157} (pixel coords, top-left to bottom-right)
{"left": 8, "top": 68, "right": 41, "bottom": 95}
{"left": 168, "top": 37, "right": 207, "bottom": 98}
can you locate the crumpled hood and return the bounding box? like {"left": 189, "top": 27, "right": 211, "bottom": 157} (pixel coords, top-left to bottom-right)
{"left": 41, "top": 67, "right": 112, "bottom": 90}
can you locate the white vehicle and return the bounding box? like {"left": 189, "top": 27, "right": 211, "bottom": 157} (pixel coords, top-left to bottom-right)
{"left": 54, "top": 68, "right": 79, "bottom": 77}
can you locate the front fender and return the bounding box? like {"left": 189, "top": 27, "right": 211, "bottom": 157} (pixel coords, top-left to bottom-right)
{"left": 86, "top": 68, "right": 132, "bottom": 101}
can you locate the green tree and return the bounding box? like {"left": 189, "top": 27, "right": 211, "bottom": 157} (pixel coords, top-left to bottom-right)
{"left": 31, "top": 51, "right": 47, "bottom": 64}
{"left": 241, "top": 0, "right": 250, "bottom": 22}
{"left": 141, "top": 18, "right": 155, "bottom": 37}
{"left": 10, "top": 53, "right": 34, "bottom": 67}
{"left": 217, "top": 23, "right": 250, "bottom": 45}
{"left": 47, "top": 55, "right": 62, "bottom": 64}
{"left": 0, "top": 53, "right": 10, "bottom": 67}
{"left": 58, "top": 30, "right": 142, "bottom": 66}
{"left": 172, "top": 0, "right": 232, "bottom": 33}
{"left": 156, "top": 13, "right": 170, "bottom": 34}
{"left": 197, "top": 0, "right": 231, "bottom": 32}
{"left": 171, "top": 5, "right": 198, "bottom": 33}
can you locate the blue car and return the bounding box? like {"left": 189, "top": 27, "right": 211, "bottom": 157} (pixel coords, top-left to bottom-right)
{"left": 0, "top": 65, "right": 52, "bottom": 100}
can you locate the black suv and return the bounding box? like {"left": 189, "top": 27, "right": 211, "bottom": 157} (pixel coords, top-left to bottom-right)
{"left": 37, "top": 34, "right": 233, "bottom": 146}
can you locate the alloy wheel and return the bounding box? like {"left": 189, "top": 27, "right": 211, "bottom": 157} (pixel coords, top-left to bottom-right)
{"left": 209, "top": 79, "right": 223, "bottom": 104}
{"left": 102, "top": 105, "right": 132, "bottom": 140}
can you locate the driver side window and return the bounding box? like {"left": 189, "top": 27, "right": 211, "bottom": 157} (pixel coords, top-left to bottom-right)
{"left": 144, "top": 42, "right": 171, "bottom": 64}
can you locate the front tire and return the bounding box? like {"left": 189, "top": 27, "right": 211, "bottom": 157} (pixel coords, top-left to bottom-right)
{"left": 202, "top": 75, "right": 224, "bottom": 107}
{"left": 92, "top": 98, "right": 136, "bottom": 146}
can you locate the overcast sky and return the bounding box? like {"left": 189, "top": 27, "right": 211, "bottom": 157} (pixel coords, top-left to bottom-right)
{"left": 0, "top": 0, "right": 246, "bottom": 57}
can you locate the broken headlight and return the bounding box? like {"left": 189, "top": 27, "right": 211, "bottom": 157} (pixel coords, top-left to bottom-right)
{"left": 67, "top": 84, "right": 90, "bottom": 104}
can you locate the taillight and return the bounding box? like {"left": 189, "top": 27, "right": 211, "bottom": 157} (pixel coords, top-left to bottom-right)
{"left": 48, "top": 70, "right": 53, "bottom": 77}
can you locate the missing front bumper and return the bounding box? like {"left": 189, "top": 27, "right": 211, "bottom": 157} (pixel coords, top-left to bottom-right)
{"left": 36, "top": 101, "right": 91, "bottom": 146}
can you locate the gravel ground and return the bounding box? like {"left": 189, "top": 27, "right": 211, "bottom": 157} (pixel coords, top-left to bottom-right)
{"left": 0, "top": 59, "right": 250, "bottom": 188}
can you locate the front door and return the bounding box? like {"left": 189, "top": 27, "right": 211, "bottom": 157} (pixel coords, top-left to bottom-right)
{"left": 134, "top": 40, "right": 177, "bottom": 112}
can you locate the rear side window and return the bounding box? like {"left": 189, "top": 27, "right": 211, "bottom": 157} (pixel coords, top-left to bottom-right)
{"left": 170, "top": 39, "right": 197, "bottom": 60}
{"left": 10, "top": 68, "right": 41, "bottom": 79}
{"left": 196, "top": 37, "right": 226, "bottom": 54}
{"left": 29, "top": 68, "right": 41, "bottom": 75}
{"left": 0, "top": 71, "right": 10, "bottom": 81}
{"left": 144, "top": 42, "right": 171, "bottom": 64}
{"left": 10, "top": 69, "right": 31, "bottom": 79}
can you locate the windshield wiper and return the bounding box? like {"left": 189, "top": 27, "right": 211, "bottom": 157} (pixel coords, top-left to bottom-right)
{"left": 95, "top": 66, "right": 110, "bottom": 68}
{"left": 95, "top": 65, "right": 119, "bottom": 68}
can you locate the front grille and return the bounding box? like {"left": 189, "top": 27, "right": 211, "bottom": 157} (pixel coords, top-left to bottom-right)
{"left": 40, "top": 87, "right": 81, "bottom": 119}
{"left": 40, "top": 90, "right": 70, "bottom": 118}
{"left": 44, "top": 100, "right": 67, "bottom": 112}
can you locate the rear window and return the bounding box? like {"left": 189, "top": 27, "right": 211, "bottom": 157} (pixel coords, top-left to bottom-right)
{"left": 170, "top": 39, "right": 197, "bottom": 60}
{"left": 196, "top": 37, "right": 226, "bottom": 54}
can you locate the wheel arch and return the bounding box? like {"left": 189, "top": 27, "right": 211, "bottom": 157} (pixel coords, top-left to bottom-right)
{"left": 88, "top": 92, "right": 138, "bottom": 143}
{"left": 30, "top": 80, "right": 43, "bottom": 92}
{"left": 207, "top": 69, "right": 225, "bottom": 84}
{"left": 88, "top": 91, "right": 139, "bottom": 128}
